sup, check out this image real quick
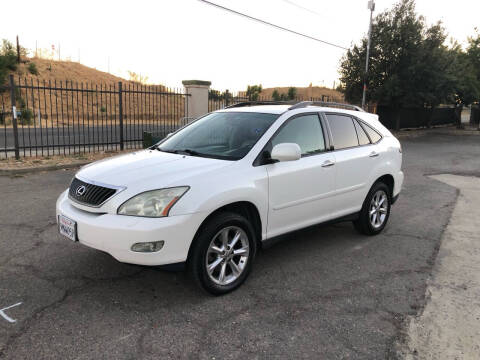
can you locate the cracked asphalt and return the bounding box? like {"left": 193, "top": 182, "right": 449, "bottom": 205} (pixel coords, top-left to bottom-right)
{"left": 0, "top": 130, "right": 479, "bottom": 359}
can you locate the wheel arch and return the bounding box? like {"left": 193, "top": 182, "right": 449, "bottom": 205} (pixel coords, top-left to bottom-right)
{"left": 373, "top": 174, "right": 394, "bottom": 199}
{"left": 186, "top": 201, "right": 263, "bottom": 262}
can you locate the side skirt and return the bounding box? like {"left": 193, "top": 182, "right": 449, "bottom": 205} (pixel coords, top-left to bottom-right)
{"left": 261, "top": 212, "right": 360, "bottom": 249}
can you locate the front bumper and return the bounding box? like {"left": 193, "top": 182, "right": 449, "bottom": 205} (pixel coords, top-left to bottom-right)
{"left": 56, "top": 190, "right": 207, "bottom": 266}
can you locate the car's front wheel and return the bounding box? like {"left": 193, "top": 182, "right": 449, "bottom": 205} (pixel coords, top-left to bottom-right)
{"left": 188, "top": 212, "right": 256, "bottom": 295}
{"left": 353, "top": 182, "right": 391, "bottom": 235}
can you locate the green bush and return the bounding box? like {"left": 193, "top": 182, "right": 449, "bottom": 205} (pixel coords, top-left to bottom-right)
{"left": 19, "top": 108, "right": 33, "bottom": 125}
{"left": 28, "top": 62, "right": 38, "bottom": 75}
{"left": 100, "top": 106, "right": 107, "bottom": 113}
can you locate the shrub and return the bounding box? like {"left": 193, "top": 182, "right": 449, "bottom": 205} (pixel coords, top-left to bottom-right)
{"left": 19, "top": 108, "right": 33, "bottom": 125}
{"left": 100, "top": 106, "right": 107, "bottom": 113}
{"left": 28, "top": 62, "right": 39, "bottom": 75}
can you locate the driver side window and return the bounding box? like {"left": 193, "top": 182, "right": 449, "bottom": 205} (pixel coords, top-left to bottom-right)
{"left": 271, "top": 114, "right": 326, "bottom": 156}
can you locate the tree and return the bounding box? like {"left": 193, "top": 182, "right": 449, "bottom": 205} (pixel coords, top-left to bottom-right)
{"left": 128, "top": 71, "right": 149, "bottom": 84}
{"left": 246, "top": 84, "right": 262, "bottom": 101}
{"left": 287, "top": 87, "right": 297, "bottom": 100}
{"left": 272, "top": 89, "right": 280, "bottom": 101}
{"left": 0, "top": 39, "right": 18, "bottom": 86}
{"left": 338, "top": 0, "right": 460, "bottom": 129}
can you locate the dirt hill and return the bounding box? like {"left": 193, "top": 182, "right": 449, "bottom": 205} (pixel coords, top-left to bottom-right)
{"left": 13, "top": 58, "right": 130, "bottom": 85}
{"left": 260, "top": 85, "right": 344, "bottom": 102}
{"left": 1, "top": 58, "right": 180, "bottom": 127}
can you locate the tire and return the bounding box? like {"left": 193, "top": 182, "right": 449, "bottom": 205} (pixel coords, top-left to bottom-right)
{"left": 187, "top": 212, "right": 257, "bottom": 295}
{"left": 353, "top": 182, "right": 391, "bottom": 236}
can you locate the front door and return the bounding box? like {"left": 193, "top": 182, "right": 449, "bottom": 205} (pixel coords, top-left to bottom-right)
{"left": 265, "top": 113, "right": 336, "bottom": 238}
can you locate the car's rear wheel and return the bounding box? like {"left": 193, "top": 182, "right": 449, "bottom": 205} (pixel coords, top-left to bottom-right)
{"left": 188, "top": 212, "right": 256, "bottom": 295}
{"left": 353, "top": 182, "right": 391, "bottom": 235}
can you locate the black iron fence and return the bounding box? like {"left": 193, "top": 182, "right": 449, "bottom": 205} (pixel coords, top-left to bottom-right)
{"left": 0, "top": 75, "right": 190, "bottom": 158}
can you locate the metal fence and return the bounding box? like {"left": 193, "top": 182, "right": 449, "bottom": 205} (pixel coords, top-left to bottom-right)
{"left": 0, "top": 75, "right": 190, "bottom": 158}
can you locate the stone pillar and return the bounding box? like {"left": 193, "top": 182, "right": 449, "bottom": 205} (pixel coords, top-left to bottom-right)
{"left": 182, "top": 80, "right": 211, "bottom": 120}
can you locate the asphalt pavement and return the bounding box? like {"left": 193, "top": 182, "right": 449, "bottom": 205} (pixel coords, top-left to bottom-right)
{"left": 0, "top": 130, "right": 479, "bottom": 359}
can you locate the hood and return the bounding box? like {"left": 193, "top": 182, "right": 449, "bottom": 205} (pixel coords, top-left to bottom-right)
{"left": 76, "top": 149, "right": 234, "bottom": 190}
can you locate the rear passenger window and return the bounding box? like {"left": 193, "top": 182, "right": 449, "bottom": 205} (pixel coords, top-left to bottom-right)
{"left": 271, "top": 114, "right": 325, "bottom": 156}
{"left": 326, "top": 114, "right": 358, "bottom": 150}
{"left": 363, "top": 123, "right": 382, "bottom": 143}
{"left": 353, "top": 119, "right": 370, "bottom": 145}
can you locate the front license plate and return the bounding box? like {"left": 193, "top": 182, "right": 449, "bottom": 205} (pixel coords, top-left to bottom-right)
{"left": 58, "top": 215, "right": 77, "bottom": 242}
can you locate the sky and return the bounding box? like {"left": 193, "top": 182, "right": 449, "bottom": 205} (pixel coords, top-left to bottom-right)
{"left": 2, "top": 0, "right": 479, "bottom": 91}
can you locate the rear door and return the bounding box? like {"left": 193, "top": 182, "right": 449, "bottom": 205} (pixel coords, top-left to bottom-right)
{"left": 265, "top": 113, "right": 336, "bottom": 237}
{"left": 323, "top": 113, "right": 379, "bottom": 217}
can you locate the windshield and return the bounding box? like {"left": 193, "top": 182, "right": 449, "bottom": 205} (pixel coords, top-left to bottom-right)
{"left": 157, "top": 112, "right": 279, "bottom": 160}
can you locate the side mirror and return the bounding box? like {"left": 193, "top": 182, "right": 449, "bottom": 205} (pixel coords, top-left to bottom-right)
{"left": 271, "top": 143, "right": 301, "bottom": 162}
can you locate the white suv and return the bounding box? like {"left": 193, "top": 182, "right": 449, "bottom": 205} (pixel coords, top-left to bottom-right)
{"left": 56, "top": 101, "right": 404, "bottom": 295}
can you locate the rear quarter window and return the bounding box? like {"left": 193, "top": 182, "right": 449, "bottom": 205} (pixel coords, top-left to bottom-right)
{"left": 362, "top": 122, "right": 382, "bottom": 143}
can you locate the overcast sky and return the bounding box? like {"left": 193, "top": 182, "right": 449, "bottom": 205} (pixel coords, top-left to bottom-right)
{"left": 2, "top": 0, "right": 479, "bottom": 91}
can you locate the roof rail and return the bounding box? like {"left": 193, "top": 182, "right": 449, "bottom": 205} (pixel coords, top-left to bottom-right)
{"left": 288, "top": 101, "right": 364, "bottom": 112}
{"left": 225, "top": 100, "right": 296, "bottom": 109}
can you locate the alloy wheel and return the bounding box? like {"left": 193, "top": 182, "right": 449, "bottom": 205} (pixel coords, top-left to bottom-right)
{"left": 205, "top": 226, "right": 250, "bottom": 285}
{"left": 369, "top": 190, "right": 388, "bottom": 229}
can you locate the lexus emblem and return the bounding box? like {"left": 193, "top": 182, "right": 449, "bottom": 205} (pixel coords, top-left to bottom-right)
{"left": 75, "top": 185, "right": 86, "bottom": 196}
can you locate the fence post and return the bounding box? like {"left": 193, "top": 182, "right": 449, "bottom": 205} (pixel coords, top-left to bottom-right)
{"left": 181, "top": 80, "right": 211, "bottom": 119}
{"left": 118, "top": 82, "right": 124, "bottom": 150}
{"left": 9, "top": 75, "right": 20, "bottom": 160}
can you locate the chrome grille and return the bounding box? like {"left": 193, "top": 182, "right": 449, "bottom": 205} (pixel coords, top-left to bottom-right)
{"left": 69, "top": 177, "right": 117, "bottom": 207}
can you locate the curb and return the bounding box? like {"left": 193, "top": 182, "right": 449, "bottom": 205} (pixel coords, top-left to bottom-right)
{"left": 0, "top": 161, "right": 91, "bottom": 176}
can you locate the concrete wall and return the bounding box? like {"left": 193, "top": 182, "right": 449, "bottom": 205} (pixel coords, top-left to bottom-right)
{"left": 182, "top": 80, "right": 211, "bottom": 120}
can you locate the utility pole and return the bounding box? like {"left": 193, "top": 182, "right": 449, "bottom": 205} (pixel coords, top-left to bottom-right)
{"left": 362, "top": 0, "right": 375, "bottom": 110}
{"left": 16, "top": 35, "right": 20, "bottom": 63}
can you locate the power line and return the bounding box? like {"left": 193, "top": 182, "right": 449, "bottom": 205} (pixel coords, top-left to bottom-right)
{"left": 281, "top": 0, "right": 324, "bottom": 18}
{"left": 196, "top": 0, "right": 348, "bottom": 50}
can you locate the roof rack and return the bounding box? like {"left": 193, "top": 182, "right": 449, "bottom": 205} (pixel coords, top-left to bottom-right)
{"left": 288, "top": 101, "right": 364, "bottom": 112}
{"left": 225, "top": 101, "right": 296, "bottom": 109}
{"left": 224, "top": 100, "right": 364, "bottom": 112}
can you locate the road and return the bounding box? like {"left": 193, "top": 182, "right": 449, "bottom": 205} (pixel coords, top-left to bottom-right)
{"left": 0, "top": 124, "right": 181, "bottom": 156}
{"left": 0, "top": 130, "right": 479, "bottom": 359}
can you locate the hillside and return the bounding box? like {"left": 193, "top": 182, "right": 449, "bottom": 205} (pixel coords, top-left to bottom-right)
{"left": 1, "top": 58, "right": 181, "bottom": 127}
{"left": 260, "top": 85, "right": 344, "bottom": 102}
{"left": 13, "top": 58, "right": 130, "bottom": 85}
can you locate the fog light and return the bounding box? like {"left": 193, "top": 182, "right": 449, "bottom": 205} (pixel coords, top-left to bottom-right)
{"left": 131, "top": 241, "right": 164, "bottom": 253}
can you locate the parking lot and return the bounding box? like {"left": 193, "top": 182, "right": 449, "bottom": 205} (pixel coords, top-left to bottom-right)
{"left": 0, "top": 130, "right": 479, "bottom": 359}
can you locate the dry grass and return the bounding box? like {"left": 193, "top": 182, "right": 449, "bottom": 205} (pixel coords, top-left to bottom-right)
{"left": 15, "top": 58, "right": 131, "bottom": 85}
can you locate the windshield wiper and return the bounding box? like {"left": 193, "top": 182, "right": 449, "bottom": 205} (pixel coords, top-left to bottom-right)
{"left": 156, "top": 147, "right": 173, "bottom": 153}
{"left": 157, "top": 147, "right": 203, "bottom": 156}
{"left": 173, "top": 149, "right": 203, "bottom": 156}
{"left": 157, "top": 147, "right": 237, "bottom": 160}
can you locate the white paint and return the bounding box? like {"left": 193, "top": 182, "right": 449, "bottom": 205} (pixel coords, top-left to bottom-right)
{"left": 401, "top": 174, "right": 480, "bottom": 359}
{"left": 0, "top": 302, "right": 22, "bottom": 323}
{"left": 12, "top": 106, "right": 17, "bottom": 120}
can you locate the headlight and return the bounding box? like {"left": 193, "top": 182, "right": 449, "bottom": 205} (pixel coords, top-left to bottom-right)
{"left": 117, "top": 187, "right": 189, "bottom": 217}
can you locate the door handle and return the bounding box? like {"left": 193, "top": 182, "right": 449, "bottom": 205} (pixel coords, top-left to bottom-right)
{"left": 369, "top": 151, "right": 379, "bottom": 158}
{"left": 321, "top": 160, "right": 335, "bottom": 167}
